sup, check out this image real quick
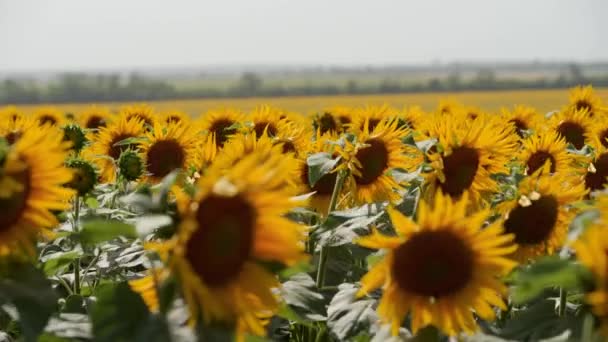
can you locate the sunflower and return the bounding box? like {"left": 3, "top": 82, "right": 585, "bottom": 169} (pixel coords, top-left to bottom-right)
{"left": 197, "top": 108, "right": 245, "bottom": 148}
{"left": 0, "top": 128, "right": 74, "bottom": 256}
{"left": 398, "top": 105, "right": 425, "bottom": 132}
{"left": 500, "top": 105, "right": 542, "bottom": 138}
{"left": 497, "top": 172, "right": 586, "bottom": 262}
{"left": 0, "top": 105, "right": 23, "bottom": 123}
{"left": 583, "top": 146, "right": 608, "bottom": 194}
{"left": 356, "top": 191, "right": 517, "bottom": 336}
{"left": 518, "top": 130, "right": 585, "bottom": 176}
{"left": 247, "top": 105, "right": 290, "bottom": 138}
{"left": 315, "top": 106, "right": 353, "bottom": 134}
{"left": 139, "top": 122, "right": 200, "bottom": 183}
{"left": 549, "top": 108, "right": 593, "bottom": 150}
{"left": 0, "top": 116, "right": 38, "bottom": 145}
{"left": 566, "top": 85, "right": 605, "bottom": 118}
{"left": 424, "top": 115, "right": 518, "bottom": 208}
{"left": 83, "top": 115, "right": 146, "bottom": 183}
{"left": 162, "top": 110, "right": 191, "bottom": 125}
{"left": 147, "top": 150, "right": 306, "bottom": 336}
{"left": 33, "top": 106, "right": 66, "bottom": 127}
{"left": 343, "top": 118, "right": 421, "bottom": 204}
{"left": 270, "top": 122, "right": 312, "bottom": 157}
{"left": 436, "top": 98, "right": 464, "bottom": 116}
{"left": 348, "top": 105, "right": 397, "bottom": 135}
{"left": 120, "top": 104, "right": 157, "bottom": 129}
{"left": 78, "top": 106, "right": 113, "bottom": 130}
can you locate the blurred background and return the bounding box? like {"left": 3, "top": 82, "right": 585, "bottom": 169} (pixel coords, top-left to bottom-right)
{"left": 1, "top": 0, "right": 607, "bottom": 112}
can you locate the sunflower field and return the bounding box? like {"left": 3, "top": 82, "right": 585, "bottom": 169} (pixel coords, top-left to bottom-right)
{"left": 1, "top": 85, "right": 608, "bottom": 342}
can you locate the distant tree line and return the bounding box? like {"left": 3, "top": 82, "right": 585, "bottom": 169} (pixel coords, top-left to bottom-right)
{"left": 2, "top": 66, "right": 608, "bottom": 105}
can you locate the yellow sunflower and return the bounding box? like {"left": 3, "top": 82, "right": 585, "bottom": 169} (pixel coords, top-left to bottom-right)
{"left": 583, "top": 146, "right": 608, "bottom": 194}
{"left": 497, "top": 172, "right": 586, "bottom": 262}
{"left": 348, "top": 105, "right": 397, "bottom": 135}
{"left": 518, "top": 130, "right": 586, "bottom": 176}
{"left": 247, "top": 105, "right": 291, "bottom": 138}
{"left": 139, "top": 122, "right": 200, "bottom": 183}
{"left": 0, "top": 116, "right": 38, "bottom": 145}
{"left": 148, "top": 150, "right": 307, "bottom": 336}
{"left": 32, "top": 106, "right": 66, "bottom": 127}
{"left": 162, "top": 110, "right": 191, "bottom": 125}
{"left": 357, "top": 191, "right": 517, "bottom": 336}
{"left": 500, "top": 105, "right": 542, "bottom": 138}
{"left": 315, "top": 106, "right": 353, "bottom": 134}
{"left": 398, "top": 105, "right": 425, "bottom": 132}
{"left": 197, "top": 108, "right": 245, "bottom": 148}
{"left": 424, "top": 115, "right": 518, "bottom": 208}
{"left": 83, "top": 115, "right": 146, "bottom": 183}
{"left": 0, "top": 105, "right": 23, "bottom": 123}
{"left": 587, "top": 114, "right": 608, "bottom": 151}
{"left": 566, "top": 85, "right": 605, "bottom": 118}
{"left": 436, "top": 98, "right": 464, "bottom": 116}
{"left": 270, "top": 122, "right": 312, "bottom": 158}
{"left": 120, "top": 104, "right": 157, "bottom": 128}
{"left": 344, "top": 117, "right": 421, "bottom": 204}
{"left": 0, "top": 128, "right": 74, "bottom": 256}
{"left": 78, "top": 106, "right": 113, "bottom": 130}
{"left": 549, "top": 108, "right": 593, "bottom": 150}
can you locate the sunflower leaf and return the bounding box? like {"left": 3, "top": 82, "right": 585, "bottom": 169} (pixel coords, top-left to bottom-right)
{"left": 326, "top": 283, "right": 377, "bottom": 340}
{"left": 281, "top": 273, "right": 327, "bottom": 322}
{"left": 78, "top": 219, "right": 137, "bottom": 244}
{"left": 306, "top": 152, "right": 339, "bottom": 187}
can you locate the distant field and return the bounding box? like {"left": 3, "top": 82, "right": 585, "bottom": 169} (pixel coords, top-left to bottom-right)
{"left": 14, "top": 88, "right": 608, "bottom": 116}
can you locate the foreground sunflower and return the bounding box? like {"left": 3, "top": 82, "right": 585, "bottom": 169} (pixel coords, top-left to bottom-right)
{"left": 78, "top": 106, "right": 113, "bottom": 130}
{"left": 357, "top": 191, "right": 516, "bottom": 336}
{"left": 148, "top": 150, "right": 306, "bottom": 336}
{"left": 424, "top": 115, "right": 517, "bottom": 207}
{"left": 497, "top": 171, "right": 586, "bottom": 262}
{"left": 549, "top": 108, "right": 593, "bottom": 150}
{"left": 83, "top": 115, "right": 146, "bottom": 182}
{"left": 140, "top": 122, "right": 200, "bottom": 183}
{"left": 566, "top": 85, "right": 605, "bottom": 118}
{"left": 0, "top": 128, "right": 74, "bottom": 256}
{"left": 518, "top": 130, "right": 584, "bottom": 176}
{"left": 33, "top": 107, "right": 66, "bottom": 127}
{"left": 197, "top": 108, "right": 245, "bottom": 148}
{"left": 500, "top": 105, "right": 542, "bottom": 138}
{"left": 343, "top": 117, "right": 421, "bottom": 204}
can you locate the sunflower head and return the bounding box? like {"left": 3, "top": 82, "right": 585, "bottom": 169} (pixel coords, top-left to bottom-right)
{"left": 78, "top": 106, "right": 113, "bottom": 130}
{"left": 518, "top": 130, "right": 585, "bottom": 177}
{"left": 120, "top": 104, "right": 157, "bottom": 129}
{"left": 62, "top": 124, "right": 88, "bottom": 152}
{"left": 549, "top": 108, "right": 593, "bottom": 150}
{"left": 0, "top": 106, "right": 23, "bottom": 123}
{"left": 66, "top": 158, "right": 98, "bottom": 196}
{"left": 33, "top": 107, "right": 66, "bottom": 127}
{"left": 348, "top": 105, "right": 397, "bottom": 135}
{"left": 247, "top": 105, "right": 290, "bottom": 138}
{"left": 197, "top": 108, "right": 244, "bottom": 148}
{"left": 567, "top": 85, "right": 605, "bottom": 118}
{"left": 500, "top": 105, "right": 542, "bottom": 138}
{"left": 150, "top": 150, "right": 306, "bottom": 335}
{"left": 0, "top": 116, "right": 38, "bottom": 146}
{"left": 357, "top": 191, "right": 516, "bottom": 336}
{"left": 118, "top": 150, "right": 145, "bottom": 181}
{"left": 162, "top": 110, "right": 191, "bottom": 125}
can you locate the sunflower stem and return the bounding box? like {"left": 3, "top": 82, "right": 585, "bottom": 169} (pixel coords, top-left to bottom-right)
{"left": 72, "top": 196, "right": 81, "bottom": 294}
{"left": 558, "top": 287, "right": 567, "bottom": 317}
{"left": 316, "top": 170, "right": 347, "bottom": 288}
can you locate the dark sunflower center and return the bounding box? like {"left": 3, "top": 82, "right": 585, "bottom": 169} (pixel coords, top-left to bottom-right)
{"left": 186, "top": 194, "right": 255, "bottom": 287}
{"left": 392, "top": 230, "right": 474, "bottom": 298}
{"left": 438, "top": 146, "right": 479, "bottom": 198}
{"left": 509, "top": 119, "right": 528, "bottom": 137}
{"left": 277, "top": 140, "right": 296, "bottom": 154}
{"left": 338, "top": 115, "right": 351, "bottom": 126}
{"left": 557, "top": 121, "right": 586, "bottom": 149}
{"left": 166, "top": 116, "right": 182, "bottom": 124}
{"left": 253, "top": 122, "right": 277, "bottom": 137}
{"left": 129, "top": 114, "right": 153, "bottom": 127}
{"left": 301, "top": 163, "right": 337, "bottom": 195}
{"left": 146, "top": 139, "right": 185, "bottom": 178}
{"left": 575, "top": 100, "right": 592, "bottom": 113}
{"left": 86, "top": 116, "right": 106, "bottom": 129}
{"left": 585, "top": 153, "right": 608, "bottom": 191}
{"left": 504, "top": 195, "right": 559, "bottom": 245}
{"left": 599, "top": 129, "right": 608, "bottom": 149}
{"left": 354, "top": 139, "right": 389, "bottom": 186}
{"left": 209, "top": 119, "right": 237, "bottom": 147}
{"left": 108, "top": 134, "right": 138, "bottom": 160}
{"left": 0, "top": 169, "right": 30, "bottom": 233}
{"left": 360, "top": 118, "right": 381, "bottom": 132}
{"left": 5, "top": 131, "right": 22, "bottom": 145}
{"left": 526, "top": 151, "right": 556, "bottom": 174}
{"left": 318, "top": 113, "right": 338, "bottom": 134}
{"left": 39, "top": 115, "right": 57, "bottom": 126}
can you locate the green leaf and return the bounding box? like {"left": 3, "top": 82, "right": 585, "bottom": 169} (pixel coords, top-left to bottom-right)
{"left": 306, "top": 152, "right": 340, "bottom": 187}
{"left": 509, "top": 256, "right": 593, "bottom": 305}
{"left": 326, "top": 283, "right": 377, "bottom": 340}
{"left": 42, "top": 251, "right": 81, "bottom": 276}
{"left": 90, "top": 282, "right": 170, "bottom": 342}
{"left": 0, "top": 262, "right": 58, "bottom": 342}
{"left": 78, "top": 219, "right": 137, "bottom": 244}
{"left": 280, "top": 273, "right": 327, "bottom": 322}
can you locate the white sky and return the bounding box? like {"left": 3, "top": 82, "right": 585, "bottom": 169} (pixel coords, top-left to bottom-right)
{"left": 0, "top": 0, "right": 607, "bottom": 71}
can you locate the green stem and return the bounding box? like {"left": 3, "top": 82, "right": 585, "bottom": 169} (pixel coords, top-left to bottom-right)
{"left": 315, "top": 170, "right": 347, "bottom": 288}
{"left": 72, "top": 196, "right": 81, "bottom": 294}
{"left": 558, "top": 287, "right": 567, "bottom": 317}
{"left": 73, "top": 261, "right": 81, "bottom": 295}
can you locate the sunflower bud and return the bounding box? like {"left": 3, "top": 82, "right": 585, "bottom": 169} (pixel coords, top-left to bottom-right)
{"left": 118, "top": 150, "right": 144, "bottom": 181}
{"left": 66, "top": 158, "right": 98, "bottom": 196}
{"left": 62, "top": 124, "right": 88, "bottom": 152}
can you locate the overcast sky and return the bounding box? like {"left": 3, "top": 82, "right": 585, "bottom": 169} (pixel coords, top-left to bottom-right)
{"left": 0, "top": 0, "right": 607, "bottom": 72}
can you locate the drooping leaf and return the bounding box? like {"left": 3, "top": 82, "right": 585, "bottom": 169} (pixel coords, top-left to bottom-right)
{"left": 41, "top": 250, "right": 82, "bottom": 276}
{"left": 280, "top": 273, "right": 326, "bottom": 322}
{"left": 78, "top": 219, "right": 137, "bottom": 244}
{"left": 306, "top": 152, "right": 340, "bottom": 187}
{"left": 326, "top": 283, "right": 377, "bottom": 340}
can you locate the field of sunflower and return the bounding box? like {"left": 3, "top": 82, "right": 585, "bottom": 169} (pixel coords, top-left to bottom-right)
{"left": 2, "top": 85, "right": 608, "bottom": 341}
